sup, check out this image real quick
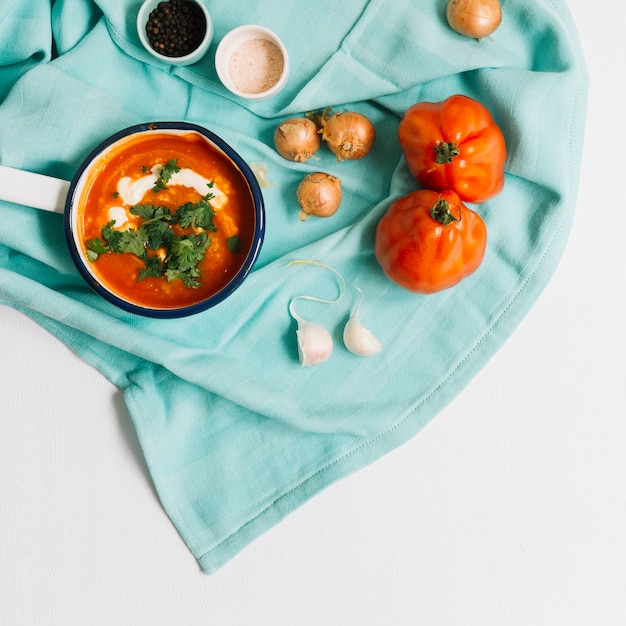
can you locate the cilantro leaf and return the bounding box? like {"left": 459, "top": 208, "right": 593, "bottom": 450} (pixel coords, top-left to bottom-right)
{"left": 165, "top": 266, "right": 202, "bottom": 288}
{"left": 227, "top": 235, "right": 241, "bottom": 254}
{"left": 152, "top": 159, "right": 180, "bottom": 193}
{"left": 84, "top": 162, "right": 222, "bottom": 290}
{"left": 161, "top": 232, "right": 210, "bottom": 288}
{"left": 100, "top": 222, "right": 148, "bottom": 257}
{"left": 131, "top": 204, "right": 172, "bottom": 223}
{"left": 175, "top": 198, "right": 216, "bottom": 230}
{"left": 166, "top": 232, "right": 210, "bottom": 271}
{"left": 143, "top": 219, "right": 171, "bottom": 250}
{"left": 86, "top": 238, "right": 109, "bottom": 257}
{"left": 137, "top": 255, "right": 165, "bottom": 282}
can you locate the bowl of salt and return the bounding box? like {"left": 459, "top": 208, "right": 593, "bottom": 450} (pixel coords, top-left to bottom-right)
{"left": 215, "top": 25, "right": 289, "bottom": 100}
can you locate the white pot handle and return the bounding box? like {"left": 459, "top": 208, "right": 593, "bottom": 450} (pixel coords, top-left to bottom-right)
{"left": 0, "top": 165, "right": 70, "bottom": 214}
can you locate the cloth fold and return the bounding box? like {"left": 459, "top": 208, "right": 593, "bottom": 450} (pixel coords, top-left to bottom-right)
{"left": 0, "top": 0, "right": 587, "bottom": 573}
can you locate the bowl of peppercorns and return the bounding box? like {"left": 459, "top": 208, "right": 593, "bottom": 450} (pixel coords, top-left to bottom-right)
{"left": 137, "top": 0, "right": 213, "bottom": 66}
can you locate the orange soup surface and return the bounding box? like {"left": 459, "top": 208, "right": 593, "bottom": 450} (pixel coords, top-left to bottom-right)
{"left": 78, "top": 131, "right": 256, "bottom": 309}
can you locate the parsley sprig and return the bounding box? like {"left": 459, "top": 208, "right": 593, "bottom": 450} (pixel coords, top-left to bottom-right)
{"left": 85, "top": 190, "right": 234, "bottom": 289}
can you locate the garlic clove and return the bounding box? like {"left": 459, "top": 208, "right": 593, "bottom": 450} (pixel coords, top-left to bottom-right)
{"left": 296, "top": 318, "right": 334, "bottom": 367}
{"left": 343, "top": 295, "right": 382, "bottom": 357}
{"left": 288, "top": 264, "right": 347, "bottom": 367}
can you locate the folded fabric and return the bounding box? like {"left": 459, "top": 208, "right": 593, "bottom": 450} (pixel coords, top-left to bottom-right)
{"left": 0, "top": 0, "right": 587, "bottom": 573}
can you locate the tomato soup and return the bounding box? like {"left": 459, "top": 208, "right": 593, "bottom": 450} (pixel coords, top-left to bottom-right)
{"left": 74, "top": 129, "right": 257, "bottom": 310}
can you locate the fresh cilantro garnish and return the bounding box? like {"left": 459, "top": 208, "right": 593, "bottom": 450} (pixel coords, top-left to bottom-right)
{"left": 227, "top": 235, "right": 241, "bottom": 253}
{"left": 165, "top": 265, "right": 202, "bottom": 288}
{"left": 137, "top": 254, "right": 165, "bottom": 281}
{"left": 143, "top": 218, "right": 172, "bottom": 250}
{"left": 175, "top": 198, "right": 216, "bottom": 230}
{"left": 86, "top": 237, "right": 109, "bottom": 259}
{"left": 129, "top": 204, "right": 154, "bottom": 219}
{"left": 130, "top": 204, "right": 172, "bottom": 222}
{"left": 101, "top": 221, "right": 148, "bottom": 257}
{"left": 164, "top": 232, "right": 210, "bottom": 288}
{"left": 152, "top": 159, "right": 180, "bottom": 193}
{"left": 167, "top": 232, "right": 209, "bottom": 267}
{"left": 84, "top": 182, "right": 231, "bottom": 290}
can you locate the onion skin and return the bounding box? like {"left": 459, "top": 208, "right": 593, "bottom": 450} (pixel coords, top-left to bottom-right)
{"left": 446, "top": 0, "right": 502, "bottom": 40}
{"left": 320, "top": 111, "right": 375, "bottom": 161}
{"left": 274, "top": 117, "right": 321, "bottom": 162}
{"left": 296, "top": 172, "right": 342, "bottom": 220}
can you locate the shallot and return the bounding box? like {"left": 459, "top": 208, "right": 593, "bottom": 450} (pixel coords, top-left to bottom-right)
{"left": 273, "top": 117, "right": 321, "bottom": 162}
{"left": 296, "top": 172, "right": 342, "bottom": 220}
{"left": 320, "top": 110, "right": 375, "bottom": 161}
{"left": 446, "top": 0, "right": 502, "bottom": 40}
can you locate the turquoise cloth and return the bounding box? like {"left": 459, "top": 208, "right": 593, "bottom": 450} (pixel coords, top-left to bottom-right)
{"left": 0, "top": 0, "right": 587, "bottom": 573}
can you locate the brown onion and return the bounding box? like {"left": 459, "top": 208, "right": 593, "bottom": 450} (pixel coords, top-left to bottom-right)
{"left": 320, "top": 111, "right": 375, "bottom": 161}
{"left": 273, "top": 117, "right": 321, "bottom": 162}
{"left": 296, "top": 172, "right": 342, "bottom": 220}
{"left": 446, "top": 0, "right": 502, "bottom": 40}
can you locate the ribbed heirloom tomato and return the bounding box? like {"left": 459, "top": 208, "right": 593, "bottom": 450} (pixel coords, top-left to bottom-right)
{"left": 398, "top": 94, "right": 506, "bottom": 204}
{"left": 374, "top": 189, "right": 487, "bottom": 293}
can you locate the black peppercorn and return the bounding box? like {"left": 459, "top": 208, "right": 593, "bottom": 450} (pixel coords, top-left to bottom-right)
{"left": 145, "top": 0, "right": 206, "bottom": 58}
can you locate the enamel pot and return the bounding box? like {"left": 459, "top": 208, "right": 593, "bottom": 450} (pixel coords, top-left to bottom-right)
{"left": 0, "top": 122, "right": 265, "bottom": 318}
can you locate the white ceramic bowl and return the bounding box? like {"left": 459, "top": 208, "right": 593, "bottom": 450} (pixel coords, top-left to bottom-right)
{"left": 215, "top": 25, "right": 289, "bottom": 100}
{"left": 136, "top": 0, "right": 213, "bottom": 66}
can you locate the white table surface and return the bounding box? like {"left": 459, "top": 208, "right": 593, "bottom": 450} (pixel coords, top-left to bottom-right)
{"left": 1, "top": 1, "right": 623, "bottom": 624}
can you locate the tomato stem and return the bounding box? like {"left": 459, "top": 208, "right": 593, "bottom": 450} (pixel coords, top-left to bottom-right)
{"left": 430, "top": 199, "right": 461, "bottom": 225}
{"left": 434, "top": 141, "right": 460, "bottom": 164}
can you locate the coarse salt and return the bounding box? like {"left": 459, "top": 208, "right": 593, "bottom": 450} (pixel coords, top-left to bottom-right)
{"left": 228, "top": 38, "right": 284, "bottom": 94}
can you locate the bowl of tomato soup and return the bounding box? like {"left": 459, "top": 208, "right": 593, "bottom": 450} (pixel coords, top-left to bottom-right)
{"left": 64, "top": 122, "right": 264, "bottom": 318}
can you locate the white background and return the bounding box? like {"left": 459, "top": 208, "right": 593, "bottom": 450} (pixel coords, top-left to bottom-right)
{"left": 1, "top": 1, "right": 624, "bottom": 624}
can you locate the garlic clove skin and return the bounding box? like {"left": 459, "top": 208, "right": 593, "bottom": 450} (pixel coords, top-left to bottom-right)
{"left": 343, "top": 308, "right": 382, "bottom": 357}
{"left": 296, "top": 318, "right": 334, "bottom": 367}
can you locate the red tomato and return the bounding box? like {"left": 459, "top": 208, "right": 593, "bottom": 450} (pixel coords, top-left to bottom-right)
{"left": 398, "top": 94, "right": 506, "bottom": 204}
{"left": 375, "top": 189, "right": 487, "bottom": 293}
